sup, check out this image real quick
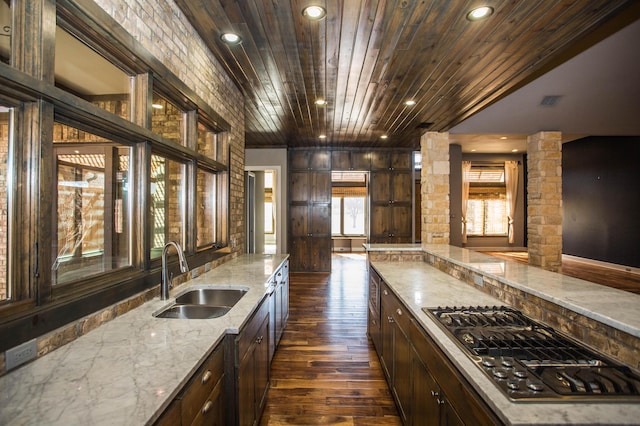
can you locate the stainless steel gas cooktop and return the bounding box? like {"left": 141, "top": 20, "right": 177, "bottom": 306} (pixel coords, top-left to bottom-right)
{"left": 423, "top": 305, "right": 640, "bottom": 402}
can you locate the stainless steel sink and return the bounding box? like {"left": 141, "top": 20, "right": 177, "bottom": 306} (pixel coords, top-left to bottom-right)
{"left": 175, "top": 288, "right": 247, "bottom": 307}
{"left": 154, "top": 304, "right": 230, "bottom": 319}
{"left": 153, "top": 287, "right": 248, "bottom": 319}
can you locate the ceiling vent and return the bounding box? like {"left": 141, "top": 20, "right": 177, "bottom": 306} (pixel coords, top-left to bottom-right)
{"left": 416, "top": 122, "right": 434, "bottom": 129}
{"left": 540, "top": 95, "right": 562, "bottom": 106}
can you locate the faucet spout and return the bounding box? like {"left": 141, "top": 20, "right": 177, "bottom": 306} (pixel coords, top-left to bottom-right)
{"left": 161, "top": 241, "right": 189, "bottom": 300}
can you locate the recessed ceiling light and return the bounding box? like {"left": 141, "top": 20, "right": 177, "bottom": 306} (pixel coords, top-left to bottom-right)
{"left": 221, "top": 33, "right": 242, "bottom": 45}
{"left": 302, "top": 6, "right": 326, "bottom": 20}
{"left": 315, "top": 99, "right": 326, "bottom": 106}
{"left": 500, "top": 136, "right": 507, "bottom": 140}
{"left": 471, "top": 149, "right": 477, "bottom": 152}
{"left": 404, "top": 100, "right": 416, "bottom": 106}
{"left": 152, "top": 104, "right": 163, "bottom": 109}
{"left": 319, "top": 134, "right": 327, "bottom": 139}
{"left": 380, "top": 135, "right": 388, "bottom": 139}
{"left": 512, "top": 149, "right": 519, "bottom": 152}
{"left": 466, "top": 6, "right": 494, "bottom": 21}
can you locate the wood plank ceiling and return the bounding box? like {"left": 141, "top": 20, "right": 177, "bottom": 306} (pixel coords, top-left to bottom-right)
{"left": 174, "top": 0, "right": 636, "bottom": 149}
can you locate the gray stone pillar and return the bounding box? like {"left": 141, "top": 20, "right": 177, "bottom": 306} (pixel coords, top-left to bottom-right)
{"left": 527, "top": 131, "right": 562, "bottom": 272}
{"left": 421, "top": 132, "right": 450, "bottom": 246}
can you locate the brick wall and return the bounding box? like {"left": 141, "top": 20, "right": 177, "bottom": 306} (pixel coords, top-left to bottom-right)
{"left": 93, "top": 0, "right": 246, "bottom": 253}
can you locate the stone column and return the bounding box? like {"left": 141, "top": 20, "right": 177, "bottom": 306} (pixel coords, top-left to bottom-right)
{"left": 527, "top": 131, "right": 562, "bottom": 272}
{"left": 421, "top": 132, "right": 450, "bottom": 246}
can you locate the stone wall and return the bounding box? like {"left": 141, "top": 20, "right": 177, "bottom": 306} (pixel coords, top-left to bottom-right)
{"left": 527, "top": 131, "right": 562, "bottom": 272}
{"left": 420, "top": 132, "right": 450, "bottom": 245}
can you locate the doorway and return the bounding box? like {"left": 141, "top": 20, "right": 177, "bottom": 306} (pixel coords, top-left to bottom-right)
{"left": 245, "top": 169, "right": 279, "bottom": 254}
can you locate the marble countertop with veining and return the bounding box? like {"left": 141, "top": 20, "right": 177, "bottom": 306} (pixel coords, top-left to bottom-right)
{"left": 366, "top": 243, "right": 640, "bottom": 339}
{"left": 0, "top": 254, "right": 288, "bottom": 426}
{"left": 370, "top": 258, "right": 640, "bottom": 425}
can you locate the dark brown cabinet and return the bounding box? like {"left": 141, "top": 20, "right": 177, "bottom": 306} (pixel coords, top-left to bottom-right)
{"left": 331, "top": 150, "right": 371, "bottom": 170}
{"left": 236, "top": 300, "right": 270, "bottom": 426}
{"left": 370, "top": 153, "right": 413, "bottom": 243}
{"left": 154, "top": 342, "right": 226, "bottom": 426}
{"left": 269, "top": 259, "right": 289, "bottom": 362}
{"left": 367, "top": 266, "right": 382, "bottom": 350}
{"left": 369, "top": 269, "right": 500, "bottom": 426}
{"left": 288, "top": 150, "right": 332, "bottom": 272}
{"left": 380, "top": 282, "right": 412, "bottom": 423}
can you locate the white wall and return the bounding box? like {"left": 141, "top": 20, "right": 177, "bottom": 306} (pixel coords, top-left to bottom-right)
{"left": 245, "top": 149, "right": 288, "bottom": 254}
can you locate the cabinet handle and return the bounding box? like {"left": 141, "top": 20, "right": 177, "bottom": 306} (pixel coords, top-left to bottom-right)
{"left": 201, "top": 370, "right": 212, "bottom": 384}
{"left": 396, "top": 308, "right": 402, "bottom": 316}
{"left": 437, "top": 398, "right": 445, "bottom": 406}
{"left": 256, "top": 335, "right": 264, "bottom": 344}
{"left": 431, "top": 390, "right": 439, "bottom": 398}
{"left": 387, "top": 316, "right": 394, "bottom": 323}
{"left": 383, "top": 289, "right": 388, "bottom": 296}
{"left": 201, "top": 400, "right": 213, "bottom": 415}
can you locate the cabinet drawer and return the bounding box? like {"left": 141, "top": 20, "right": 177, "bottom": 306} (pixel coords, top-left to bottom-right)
{"left": 237, "top": 299, "right": 269, "bottom": 360}
{"left": 189, "top": 375, "right": 225, "bottom": 426}
{"left": 181, "top": 345, "right": 224, "bottom": 425}
{"left": 380, "top": 283, "right": 411, "bottom": 333}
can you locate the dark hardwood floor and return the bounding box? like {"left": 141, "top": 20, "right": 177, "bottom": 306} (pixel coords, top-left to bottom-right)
{"left": 484, "top": 251, "right": 640, "bottom": 294}
{"left": 261, "top": 253, "right": 401, "bottom": 425}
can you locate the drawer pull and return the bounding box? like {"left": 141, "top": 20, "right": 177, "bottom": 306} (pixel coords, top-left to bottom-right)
{"left": 201, "top": 400, "right": 213, "bottom": 415}
{"left": 383, "top": 289, "right": 388, "bottom": 296}
{"left": 201, "top": 370, "right": 212, "bottom": 384}
{"left": 387, "top": 316, "right": 394, "bottom": 323}
{"left": 256, "top": 335, "right": 264, "bottom": 344}
{"left": 396, "top": 308, "right": 403, "bottom": 316}
{"left": 431, "top": 390, "right": 439, "bottom": 398}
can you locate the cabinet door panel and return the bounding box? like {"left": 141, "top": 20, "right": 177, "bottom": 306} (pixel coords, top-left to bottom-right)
{"left": 289, "top": 237, "right": 310, "bottom": 270}
{"left": 331, "top": 151, "right": 350, "bottom": 170}
{"left": 290, "top": 151, "right": 311, "bottom": 170}
{"left": 395, "top": 321, "right": 412, "bottom": 423}
{"left": 255, "top": 314, "right": 270, "bottom": 418}
{"left": 310, "top": 238, "right": 331, "bottom": 271}
{"left": 370, "top": 205, "right": 391, "bottom": 237}
{"left": 391, "top": 205, "right": 412, "bottom": 237}
{"left": 289, "top": 205, "right": 309, "bottom": 237}
{"left": 412, "top": 354, "right": 440, "bottom": 426}
{"left": 289, "top": 172, "right": 310, "bottom": 203}
{"left": 351, "top": 151, "right": 371, "bottom": 170}
{"left": 309, "top": 204, "right": 331, "bottom": 235}
{"left": 371, "top": 171, "right": 392, "bottom": 202}
{"left": 392, "top": 171, "right": 412, "bottom": 202}
{"left": 309, "top": 151, "right": 331, "bottom": 170}
{"left": 311, "top": 172, "right": 331, "bottom": 203}
{"left": 371, "top": 151, "right": 391, "bottom": 170}
{"left": 238, "top": 348, "right": 256, "bottom": 426}
{"left": 391, "top": 152, "right": 412, "bottom": 170}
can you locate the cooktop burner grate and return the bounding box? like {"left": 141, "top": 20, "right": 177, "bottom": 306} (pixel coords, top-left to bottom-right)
{"left": 423, "top": 305, "right": 640, "bottom": 401}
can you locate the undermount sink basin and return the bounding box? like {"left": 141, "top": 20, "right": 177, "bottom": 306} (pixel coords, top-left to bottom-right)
{"left": 175, "top": 288, "right": 247, "bottom": 307}
{"left": 154, "top": 304, "right": 230, "bottom": 319}
{"left": 153, "top": 287, "right": 248, "bottom": 319}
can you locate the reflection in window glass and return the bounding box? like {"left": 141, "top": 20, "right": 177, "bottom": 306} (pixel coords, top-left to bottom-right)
{"left": 55, "top": 27, "right": 131, "bottom": 120}
{"left": 152, "top": 94, "right": 184, "bottom": 145}
{"left": 343, "top": 197, "right": 365, "bottom": 235}
{"left": 151, "top": 155, "right": 185, "bottom": 258}
{"left": 196, "top": 169, "right": 216, "bottom": 248}
{"left": 197, "top": 122, "right": 216, "bottom": 159}
{"left": 331, "top": 197, "right": 341, "bottom": 235}
{"left": 466, "top": 199, "right": 508, "bottom": 236}
{"left": 52, "top": 126, "right": 131, "bottom": 286}
{"left": 0, "top": 106, "right": 12, "bottom": 300}
{"left": 0, "top": 1, "right": 12, "bottom": 64}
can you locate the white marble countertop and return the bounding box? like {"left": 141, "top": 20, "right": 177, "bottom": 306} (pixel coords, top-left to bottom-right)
{"left": 0, "top": 254, "right": 288, "bottom": 426}
{"left": 370, "top": 259, "right": 640, "bottom": 425}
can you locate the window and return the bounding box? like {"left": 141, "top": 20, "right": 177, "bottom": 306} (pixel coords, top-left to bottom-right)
{"left": 0, "top": 1, "right": 12, "bottom": 64}
{"left": 52, "top": 123, "right": 132, "bottom": 286}
{"left": 55, "top": 27, "right": 132, "bottom": 121}
{"left": 150, "top": 155, "right": 186, "bottom": 258}
{"left": 152, "top": 93, "right": 184, "bottom": 145}
{"left": 465, "top": 166, "right": 508, "bottom": 236}
{"left": 0, "top": 106, "right": 12, "bottom": 301}
{"left": 332, "top": 187, "right": 367, "bottom": 236}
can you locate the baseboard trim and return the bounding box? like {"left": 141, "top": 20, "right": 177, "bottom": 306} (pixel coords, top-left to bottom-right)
{"left": 562, "top": 254, "right": 640, "bottom": 276}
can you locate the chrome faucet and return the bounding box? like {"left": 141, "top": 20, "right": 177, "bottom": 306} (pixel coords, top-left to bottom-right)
{"left": 161, "top": 241, "right": 189, "bottom": 300}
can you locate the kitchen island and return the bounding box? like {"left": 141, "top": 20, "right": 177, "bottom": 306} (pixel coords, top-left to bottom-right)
{"left": 367, "top": 244, "right": 640, "bottom": 425}
{"left": 0, "top": 254, "right": 288, "bottom": 426}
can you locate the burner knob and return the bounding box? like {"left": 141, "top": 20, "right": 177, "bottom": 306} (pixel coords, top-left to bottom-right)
{"left": 501, "top": 357, "right": 515, "bottom": 368}
{"left": 526, "top": 379, "right": 545, "bottom": 392}
{"left": 507, "top": 380, "right": 520, "bottom": 390}
{"left": 513, "top": 369, "right": 528, "bottom": 379}
{"left": 481, "top": 356, "right": 496, "bottom": 368}
{"left": 493, "top": 368, "right": 509, "bottom": 379}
